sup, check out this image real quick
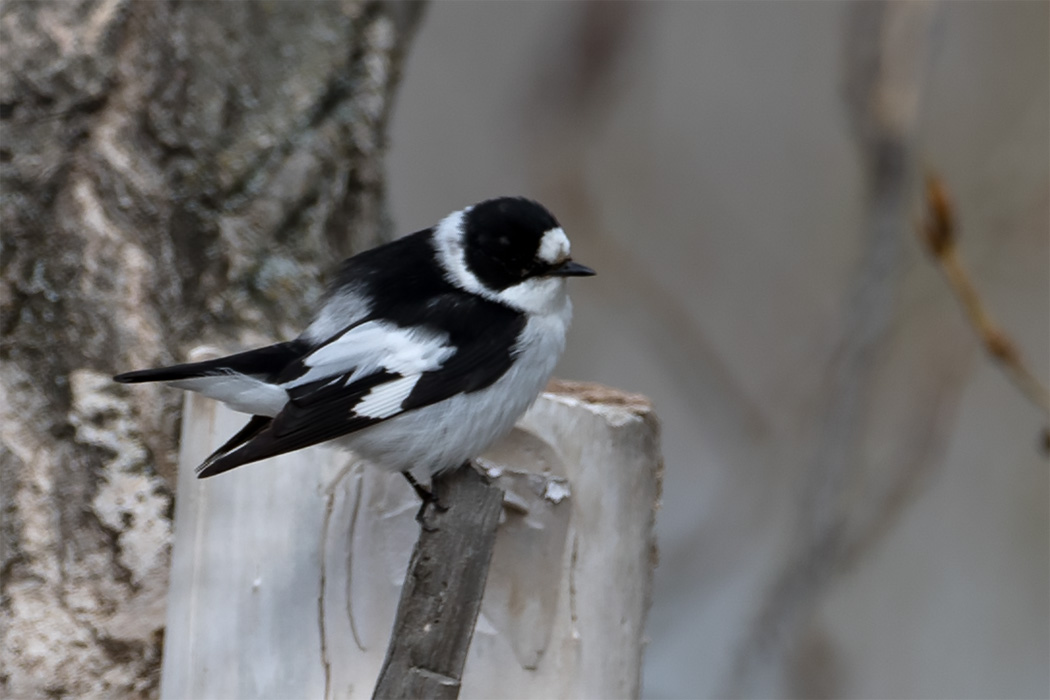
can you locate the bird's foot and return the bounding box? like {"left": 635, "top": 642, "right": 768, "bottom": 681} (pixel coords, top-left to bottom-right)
{"left": 402, "top": 471, "right": 448, "bottom": 531}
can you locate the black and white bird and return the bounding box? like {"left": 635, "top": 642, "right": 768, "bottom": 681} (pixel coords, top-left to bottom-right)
{"left": 115, "top": 197, "right": 593, "bottom": 501}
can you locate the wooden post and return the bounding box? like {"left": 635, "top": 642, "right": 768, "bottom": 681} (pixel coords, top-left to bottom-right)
{"left": 160, "top": 378, "right": 660, "bottom": 699}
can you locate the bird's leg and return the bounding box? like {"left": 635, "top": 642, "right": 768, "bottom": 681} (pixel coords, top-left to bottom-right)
{"left": 402, "top": 471, "right": 448, "bottom": 527}
{"left": 401, "top": 471, "right": 431, "bottom": 502}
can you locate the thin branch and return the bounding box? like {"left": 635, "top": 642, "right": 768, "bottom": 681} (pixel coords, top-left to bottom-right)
{"left": 920, "top": 173, "right": 1050, "bottom": 417}
{"left": 372, "top": 465, "right": 504, "bottom": 700}
{"left": 723, "top": 3, "right": 939, "bottom": 695}
{"left": 840, "top": 355, "right": 968, "bottom": 570}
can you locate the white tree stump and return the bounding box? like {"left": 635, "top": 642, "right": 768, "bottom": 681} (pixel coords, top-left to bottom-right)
{"left": 160, "top": 378, "right": 660, "bottom": 699}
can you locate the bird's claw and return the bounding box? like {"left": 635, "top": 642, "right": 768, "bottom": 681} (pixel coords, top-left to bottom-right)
{"left": 404, "top": 471, "right": 448, "bottom": 531}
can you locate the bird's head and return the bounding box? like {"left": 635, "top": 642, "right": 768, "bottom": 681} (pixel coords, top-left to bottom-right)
{"left": 434, "top": 197, "right": 595, "bottom": 314}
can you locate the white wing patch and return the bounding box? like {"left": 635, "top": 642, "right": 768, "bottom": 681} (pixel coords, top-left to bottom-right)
{"left": 301, "top": 286, "right": 371, "bottom": 343}
{"left": 289, "top": 320, "right": 454, "bottom": 389}
{"left": 353, "top": 375, "right": 422, "bottom": 419}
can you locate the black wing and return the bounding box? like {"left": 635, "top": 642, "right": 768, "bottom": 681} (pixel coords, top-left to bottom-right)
{"left": 196, "top": 291, "right": 526, "bottom": 477}
{"left": 113, "top": 340, "right": 308, "bottom": 384}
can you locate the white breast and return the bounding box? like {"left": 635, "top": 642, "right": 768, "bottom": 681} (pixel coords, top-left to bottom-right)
{"left": 338, "top": 296, "right": 572, "bottom": 476}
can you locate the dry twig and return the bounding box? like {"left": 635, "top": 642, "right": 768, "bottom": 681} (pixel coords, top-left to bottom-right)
{"left": 919, "top": 173, "right": 1050, "bottom": 418}
{"left": 372, "top": 466, "right": 503, "bottom": 700}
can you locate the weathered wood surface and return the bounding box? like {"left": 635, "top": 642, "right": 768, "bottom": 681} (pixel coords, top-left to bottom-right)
{"left": 161, "top": 378, "right": 660, "bottom": 699}
{"left": 372, "top": 466, "right": 504, "bottom": 699}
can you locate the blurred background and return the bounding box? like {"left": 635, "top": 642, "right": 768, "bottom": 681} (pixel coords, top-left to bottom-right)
{"left": 384, "top": 3, "right": 1048, "bottom": 698}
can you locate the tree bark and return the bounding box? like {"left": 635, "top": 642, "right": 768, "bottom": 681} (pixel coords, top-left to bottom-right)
{"left": 0, "top": 1, "right": 423, "bottom": 696}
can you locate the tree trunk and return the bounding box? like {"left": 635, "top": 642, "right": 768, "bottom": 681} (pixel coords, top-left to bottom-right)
{"left": 0, "top": 1, "right": 423, "bottom": 696}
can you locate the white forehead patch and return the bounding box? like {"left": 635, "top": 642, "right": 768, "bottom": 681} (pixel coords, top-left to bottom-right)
{"left": 537, "top": 227, "right": 570, "bottom": 264}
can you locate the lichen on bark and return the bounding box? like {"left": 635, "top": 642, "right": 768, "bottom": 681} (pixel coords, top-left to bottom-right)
{"left": 0, "top": 1, "right": 422, "bottom": 695}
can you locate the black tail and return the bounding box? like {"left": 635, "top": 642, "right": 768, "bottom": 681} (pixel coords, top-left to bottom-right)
{"left": 114, "top": 340, "right": 308, "bottom": 384}
{"left": 196, "top": 414, "right": 274, "bottom": 478}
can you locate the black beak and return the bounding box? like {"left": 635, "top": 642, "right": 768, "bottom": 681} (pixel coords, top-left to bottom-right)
{"left": 550, "top": 259, "right": 596, "bottom": 277}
